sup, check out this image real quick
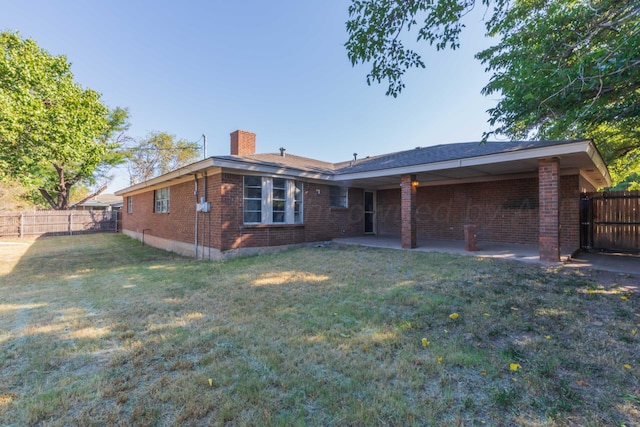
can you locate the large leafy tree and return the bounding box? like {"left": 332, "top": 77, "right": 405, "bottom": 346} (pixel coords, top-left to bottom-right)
{"left": 125, "top": 132, "right": 201, "bottom": 185}
{"left": 0, "top": 31, "right": 129, "bottom": 209}
{"left": 346, "top": 0, "right": 640, "bottom": 188}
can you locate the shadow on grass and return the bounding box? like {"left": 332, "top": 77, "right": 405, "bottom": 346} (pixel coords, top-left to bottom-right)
{"left": 0, "top": 234, "right": 638, "bottom": 426}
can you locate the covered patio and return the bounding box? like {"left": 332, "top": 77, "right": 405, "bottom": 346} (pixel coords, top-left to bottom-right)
{"left": 333, "top": 139, "right": 611, "bottom": 263}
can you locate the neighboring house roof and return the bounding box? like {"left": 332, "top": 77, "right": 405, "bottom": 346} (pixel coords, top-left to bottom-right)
{"left": 73, "top": 194, "right": 123, "bottom": 209}
{"left": 116, "top": 139, "right": 611, "bottom": 195}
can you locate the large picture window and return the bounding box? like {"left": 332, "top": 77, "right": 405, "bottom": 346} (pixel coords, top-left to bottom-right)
{"left": 243, "top": 176, "right": 303, "bottom": 224}
{"left": 154, "top": 187, "right": 170, "bottom": 213}
{"left": 330, "top": 186, "right": 348, "bottom": 208}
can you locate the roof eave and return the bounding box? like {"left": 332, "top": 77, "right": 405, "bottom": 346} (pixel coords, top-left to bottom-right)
{"left": 333, "top": 140, "right": 605, "bottom": 182}
{"left": 115, "top": 157, "right": 334, "bottom": 195}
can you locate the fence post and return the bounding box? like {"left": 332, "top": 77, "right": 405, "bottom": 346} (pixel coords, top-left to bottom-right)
{"left": 69, "top": 212, "right": 73, "bottom": 236}
{"left": 19, "top": 213, "right": 24, "bottom": 238}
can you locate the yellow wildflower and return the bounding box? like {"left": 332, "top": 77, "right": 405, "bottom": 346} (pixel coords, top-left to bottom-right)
{"left": 632, "top": 329, "right": 637, "bottom": 336}
{"left": 421, "top": 338, "right": 429, "bottom": 347}
{"left": 620, "top": 295, "right": 629, "bottom": 300}
{"left": 623, "top": 364, "right": 632, "bottom": 369}
{"left": 509, "top": 363, "right": 521, "bottom": 371}
{"left": 480, "top": 370, "right": 487, "bottom": 375}
{"left": 208, "top": 378, "right": 213, "bottom": 387}
{"left": 545, "top": 335, "right": 551, "bottom": 340}
{"left": 437, "top": 357, "right": 443, "bottom": 364}
{"left": 449, "top": 313, "right": 459, "bottom": 320}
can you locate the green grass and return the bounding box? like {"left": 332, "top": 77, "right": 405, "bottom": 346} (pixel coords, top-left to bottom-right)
{"left": 0, "top": 234, "right": 638, "bottom": 426}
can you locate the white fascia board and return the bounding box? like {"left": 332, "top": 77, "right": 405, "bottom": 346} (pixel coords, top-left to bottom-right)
{"left": 333, "top": 140, "right": 596, "bottom": 182}
{"left": 459, "top": 140, "right": 592, "bottom": 167}
{"left": 584, "top": 142, "right": 612, "bottom": 187}
{"left": 115, "top": 158, "right": 217, "bottom": 195}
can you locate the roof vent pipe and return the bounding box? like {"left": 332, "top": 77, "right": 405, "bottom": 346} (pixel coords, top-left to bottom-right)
{"left": 353, "top": 153, "right": 358, "bottom": 162}
{"left": 279, "top": 147, "right": 286, "bottom": 157}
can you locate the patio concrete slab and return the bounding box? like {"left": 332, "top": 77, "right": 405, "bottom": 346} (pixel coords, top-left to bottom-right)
{"left": 565, "top": 251, "right": 640, "bottom": 276}
{"left": 332, "top": 236, "right": 640, "bottom": 276}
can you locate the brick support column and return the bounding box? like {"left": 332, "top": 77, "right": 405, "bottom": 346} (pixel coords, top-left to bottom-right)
{"left": 539, "top": 158, "right": 560, "bottom": 262}
{"left": 401, "top": 174, "right": 417, "bottom": 249}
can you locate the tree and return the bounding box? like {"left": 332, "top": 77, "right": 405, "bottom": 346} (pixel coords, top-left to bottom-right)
{"left": 345, "top": 1, "right": 640, "bottom": 187}
{"left": 0, "top": 31, "right": 129, "bottom": 209}
{"left": 125, "top": 132, "right": 201, "bottom": 184}
{"left": 345, "top": 0, "right": 508, "bottom": 97}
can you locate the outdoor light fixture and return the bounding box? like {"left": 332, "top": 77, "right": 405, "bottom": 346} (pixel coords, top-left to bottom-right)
{"left": 411, "top": 180, "right": 419, "bottom": 187}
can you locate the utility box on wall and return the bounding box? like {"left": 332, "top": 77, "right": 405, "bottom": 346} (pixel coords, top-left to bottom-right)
{"left": 196, "top": 201, "right": 211, "bottom": 212}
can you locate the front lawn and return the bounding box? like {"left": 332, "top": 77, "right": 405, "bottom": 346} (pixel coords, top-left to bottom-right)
{"left": 0, "top": 234, "right": 638, "bottom": 426}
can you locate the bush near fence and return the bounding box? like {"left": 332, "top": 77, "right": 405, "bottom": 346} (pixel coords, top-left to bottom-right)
{"left": 0, "top": 210, "right": 119, "bottom": 237}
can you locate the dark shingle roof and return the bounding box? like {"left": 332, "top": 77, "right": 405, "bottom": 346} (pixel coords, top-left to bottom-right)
{"left": 333, "top": 140, "right": 582, "bottom": 174}
{"left": 213, "top": 153, "right": 337, "bottom": 173}
{"left": 212, "top": 140, "right": 586, "bottom": 175}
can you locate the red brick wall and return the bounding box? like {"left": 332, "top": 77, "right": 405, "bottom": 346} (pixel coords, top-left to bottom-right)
{"left": 200, "top": 173, "right": 222, "bottom": 250}
{"left": 539, "top": 159, "right": 561, "bottom": 261}
{"left": 122, "top": 179, "right": 199, "bottom": 245}
{"left": 401, "top": 174, "right": 417, "bottom": 248}
{"left": 121, "top": 171, "right": 587, "bottom": 255}
{"left": 560, "top": 175, "right": 579, "bottom": 252}
{"left": 219, "top": 174, "right": 364, "bottom": 251}
{"left": 376, "top": 174, "right": 582, "bottom": 251}
{"left": 230, "top": 130, "right": 256, "bottom": 156}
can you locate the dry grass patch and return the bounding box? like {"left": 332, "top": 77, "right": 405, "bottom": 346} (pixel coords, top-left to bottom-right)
{"left": 0, "top": 234, "right": 638, "bottom": 426}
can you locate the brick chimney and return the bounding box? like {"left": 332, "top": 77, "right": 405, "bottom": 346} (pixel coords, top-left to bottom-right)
{"left": 230, "top": 130, "right": 256, "bottom": 155}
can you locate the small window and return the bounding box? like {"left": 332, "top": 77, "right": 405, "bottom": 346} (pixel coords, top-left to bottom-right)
{"left": 154, "top": 187, "right": 170, "bottom": 213}
{"left": 294, "top": 181, "right": 303, "bottom": 223}
{"left": 272, "top": 178, "right": 286, "bottom": 223}
{"left": 330, "top": 186, "right": 348, "bottom": 208}
{"left": 127, "top": 196, "right": 133, "bottom": 213}
{"left": 243, "top": 176, "right": 262, "bottom": 223}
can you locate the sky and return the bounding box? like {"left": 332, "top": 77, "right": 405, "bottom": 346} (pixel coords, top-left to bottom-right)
{"left": 2, "top": 1, "right": 499, "bottom": 192}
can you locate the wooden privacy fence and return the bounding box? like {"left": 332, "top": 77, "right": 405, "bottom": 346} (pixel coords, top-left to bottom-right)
{"left": 0, "top": 210, "right": 119, "bottom": 237}
{"left": 581, "top": 191, "right": 640, "bottom": 253}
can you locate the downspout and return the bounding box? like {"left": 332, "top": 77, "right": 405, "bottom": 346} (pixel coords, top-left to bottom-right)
{"left": 194, "top": 174, "right": 199, "bottom": 259}
{"left": 203, "top": 172, "right": 209, "bottom": 260}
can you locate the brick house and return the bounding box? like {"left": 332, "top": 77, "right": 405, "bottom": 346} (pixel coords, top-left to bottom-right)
{"left": 115, "top": 130, "right": 610, "bottom": 262}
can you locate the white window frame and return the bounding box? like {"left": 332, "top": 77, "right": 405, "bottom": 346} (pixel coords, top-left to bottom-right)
{"left": 243, "top": 176, "right": 303, "bottom": 225}
{"left": 243, "top": 176, "right": 263, "bottom": 223}
{"left": 154, "top": 187, "right": 170, "bottom": 213}
{"left": 330, "top": 186, "right": 348, "bottom": 208}
{"left": 127, "top": 196, "right": 133, "bottom": 213}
